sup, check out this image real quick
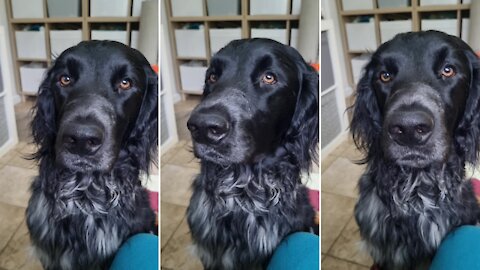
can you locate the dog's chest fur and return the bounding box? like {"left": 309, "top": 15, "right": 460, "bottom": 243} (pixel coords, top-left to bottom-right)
{"left": 355, "top": 160, "right": 479, "bottom": 269}
{"left": 187, "top": 164, "right": 313, "bottom": 269}
{"left": 26, "top": 169, "right": 153, "bottom": 270}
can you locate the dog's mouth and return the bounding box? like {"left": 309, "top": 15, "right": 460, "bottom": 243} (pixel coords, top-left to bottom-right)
{"left": 192, "top": 143, "right": 232, "bottom": 166}
{"left": 395, "top": 153, "right": 431, "bottom": 168}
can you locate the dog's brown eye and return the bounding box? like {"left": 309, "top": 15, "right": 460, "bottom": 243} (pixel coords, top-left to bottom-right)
{"left": 442, "top": 65, "right": 456, "bottom": 78}
{"left": 262, "top": 73, "right": 276, "bottom": 84}
{"left": 59, "top": 75, "right": 71, "bottom": 87}
{"left": 379, "top": 72, "right": 391, "bottom": 83}
{"left": 119, "top": 79, "right": 132, "bottom": 90}
{"left": 208, "top": 74, "right": 218, "bottom": 83}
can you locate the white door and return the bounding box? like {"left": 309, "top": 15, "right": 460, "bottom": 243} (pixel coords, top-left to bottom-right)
{"left": 0, "top": 26, "right": 19, "bottom": 157}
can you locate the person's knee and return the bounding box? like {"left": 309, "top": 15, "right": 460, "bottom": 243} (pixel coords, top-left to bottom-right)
{"left": 110, "top": 233, "right": 158, "bottom": 270}
{"left": 268, "top": 232, "right": 319, "bottom": 270}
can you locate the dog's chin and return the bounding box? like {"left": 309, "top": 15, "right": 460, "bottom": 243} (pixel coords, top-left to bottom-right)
{"left": 56, "top": 152, "right": 114, "bottom": 173}
{"left": 394, "top": 155, "right": 432, "bottom": 169}
{"left": 193, "top": 143, "right": 249, "bottom": 166}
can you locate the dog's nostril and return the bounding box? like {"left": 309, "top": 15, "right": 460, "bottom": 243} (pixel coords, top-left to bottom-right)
{"left": 415, "top": 124, "right": 431, "bottom": 134}
{"left": 187, "top": 123, "right": 198, "bottom": 132}
{"left": 389, "top": 125, "right": 403, "bottom": 135}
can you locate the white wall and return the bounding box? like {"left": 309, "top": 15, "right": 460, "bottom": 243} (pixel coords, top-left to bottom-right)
{"left": 0, "top": 0, "right": 21, "bottom": 104}
{"left": 321, "top": 1, "right": 354, "bottom": 98}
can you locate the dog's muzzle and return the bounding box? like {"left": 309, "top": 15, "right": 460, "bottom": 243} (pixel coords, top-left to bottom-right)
{"left": 382, "top": 83, "right": 448, "bottom": 168}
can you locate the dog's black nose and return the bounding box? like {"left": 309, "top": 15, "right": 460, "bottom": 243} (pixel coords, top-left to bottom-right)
{"left": 387, "top": 110, "right": 434, "bottom": 146}
{"left": 62, "top": 124, "right": 104, "bottom": 155}
{"left": 187, "top": 112, "right": 230, "bottom": 144}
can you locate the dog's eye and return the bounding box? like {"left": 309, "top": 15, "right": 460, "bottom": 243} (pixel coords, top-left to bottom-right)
{"left": 379, "top": 71, "right": 392, "bottom": 83}
{"left": 441, "top": 65, "right": 456, "bottom": 78}
{"left": 59, "top": 75, "right": 71, "bottom": 87}
{"left": 208, "top": 74, "right": 218, "bottom": 83}
{"left": 262, "top": 72, "right": 276, "bottom": 85}
{"left": 119, "top": 79, "right": 132, "bottom": 90}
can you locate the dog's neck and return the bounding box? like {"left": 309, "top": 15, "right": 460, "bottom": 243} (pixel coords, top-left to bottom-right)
{"left": 367, "top": 153, "right": 467, "bottom": 216}
{"left": 199, "top": 149, "right": 305, "bottom": 203}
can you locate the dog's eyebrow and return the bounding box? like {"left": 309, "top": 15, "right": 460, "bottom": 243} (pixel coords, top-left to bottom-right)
{"left": 432, "top": 47, "right": 449, "bottom": 68}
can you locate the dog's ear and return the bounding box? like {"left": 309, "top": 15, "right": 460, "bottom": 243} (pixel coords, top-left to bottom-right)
{"left": 31, "top": 69, "right": 57, "bottom": 161}
{"left": 456, "top": 50, "right": 480, "bottom": 164}
{"left": 349, "top": 64, "right": 382, "bottom": 163}
{"left": 127, "top": 65, "right": 158, "bottom": 173}
{"left": 285, "top": 62, "right": 319, "bottom": 171}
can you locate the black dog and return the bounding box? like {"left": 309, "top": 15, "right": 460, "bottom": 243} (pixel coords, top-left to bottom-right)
{"left": 186, "top": 38, "right": 319, "bottom": 269}
{"left": 26, "top": 41, "right": 157, "bottom": 270}
{"left": 351, "top": 31, "right": 480, "bottom": 269}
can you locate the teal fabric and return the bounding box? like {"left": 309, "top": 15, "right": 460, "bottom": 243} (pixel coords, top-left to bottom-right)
{"left": 110, "top": 233, "right": 158, "bottom": 270}
{"left": 430, "top": 225, "right": 480, "bottom": 270}
{"left": 267, "top": 232, "right": 319, "bottom": 270}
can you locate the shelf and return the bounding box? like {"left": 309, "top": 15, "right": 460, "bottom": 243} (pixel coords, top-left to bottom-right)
{"left": 246, "top": 15, "right": 300, "bottom": 21}
{"left": 17, "top": 58, "right": 48, "bottom": 62}
{"left": 416, "top": 4, "right": 470, "bottom": 12}
{"left": 340, "top": 4, "right": 471, "bottom": 16}
{"left": 11, "top": 17, "right": 83, "bottom": 24}
{"left": 176, "top": 56, "right": 208, "bottom": 61}
{"left": 170, "top": 16, "right": 243, "bottom": 22}
{"left": 87, "top": 16, "right": 140, "bottom": 23}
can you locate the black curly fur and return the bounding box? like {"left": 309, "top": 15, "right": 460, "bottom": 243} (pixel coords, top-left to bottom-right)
{"left": 26, "top": 41, "right": 157, "bottom": 270}
{"left": 350, "top": 31, "right": 480, "bottom": 269}
{"left": 186, "top": 39, "right": 319, "bottom": 270}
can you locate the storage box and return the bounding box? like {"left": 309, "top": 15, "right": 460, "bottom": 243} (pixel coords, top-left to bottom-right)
{"left": 131, "top": 30, "right": 140, "bottom": 49}
{"left": 209, "top": 28, "right": 241, "bottom": 55}
{"left": 47, "top": 0, "right": 81, "bottom": 17}
{"left": 50, "top": 30, "right": 82, "bottom": 58}
{"left": 171, "top": 0, "right": 204, "bottom": 16}
{"left": 132, "top": 0, "right": 146, "bottom": 16}
{"left": 346, "top": 20, "right": 377, "bottom": 51}
{"left": 341, "top": 0, "right": 374, "bottom": 11}
{"left": 12, "top": 0, "right": 44, "bottom": 18}
{"left": 421, "top": 0, "right": 457, "bottom": 5}
{"left": 378, "top": 0, "right": 409, "bottom": 8}
{"left": 15, "top": 30, "right": 47, "bottom": 59}
{"left": 290, "top": 28, "right": 299, "bottom": 49}
{"left": 461, "top": 18, "right": 469, "bottom": 43}
{"left": 351, "top": 54, "right": 371, "bottom": 85}
{"left": 90, "top": 0, "right": 129, "bottom": 17}
{"left": 291, "top": 0, "right": 302, "bottom": 15}
{"left": 421, "top": 19, "right": 458, "bottom": 37}
{"left": 207, "top": 0, "right": 240, "bottom": 16}
{"left": 250, "top": 0, "right": 288, "bottom": 15}
{"left": 179, "top": 63, "right": 207, "bottom": 93}
{"left": 175, "top": 28, "right": 207, "bottom": 58}
{"left": 251, "top": 28, "right": 288, "bottom": 45}
{"left": 91, "top": 30, "right": 128, "bottom": 45}
{"left": 380, "top": 20, "right": 412, "bottom": 43}
{"left": 19, "top": 65, "right": 47, "bottom": 95}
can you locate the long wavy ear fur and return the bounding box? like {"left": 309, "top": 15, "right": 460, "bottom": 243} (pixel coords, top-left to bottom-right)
{"left": 127, "top": 65, "right": 158, "bottom": 174}
{"left": 285, "top": 61, "right": 319, "bottom": 172}
{"left": 349, "top": 65, "right": 382, "bottom": 164}
{"left": 31, "top": 70, "right": 56, "bottom": 162}
{"left": 455, "top": 51, "right": 480, "bottom": 165}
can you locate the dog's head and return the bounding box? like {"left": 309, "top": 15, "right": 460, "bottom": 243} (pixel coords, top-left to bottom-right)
{"left": 351, "top": 31, "right": 480, "bottom": 168}
{"left": 187, "top": 38, "right": 318, "bottom": 169}
{"left": 32, "top": 41, "right": 158, "bottom": 173}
